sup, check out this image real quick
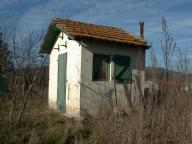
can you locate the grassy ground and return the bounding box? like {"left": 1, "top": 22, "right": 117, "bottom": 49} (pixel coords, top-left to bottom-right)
{"left": 1, "top": 90, "right": 192, "bottom": 144}
{"left": 0, "top": 97, "right": 91, "bottom": 144}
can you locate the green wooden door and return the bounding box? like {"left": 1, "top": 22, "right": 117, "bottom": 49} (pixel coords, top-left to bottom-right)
{"left": 57, "top": 53, "right": 67, "bottom": 112}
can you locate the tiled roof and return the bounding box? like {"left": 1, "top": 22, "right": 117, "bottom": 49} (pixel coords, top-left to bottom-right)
{"left": 54, "top": 18, "right": 148, "bottom": 47}
{"left": 40, "top": 18, "right": 149, "bottom": 53}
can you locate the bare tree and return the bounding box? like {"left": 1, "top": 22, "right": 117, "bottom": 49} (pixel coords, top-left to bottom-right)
{"left": 176, "top": 48, "right": 190, "bottom": 74}
{"left": 150, "top": 48, "right": 158, "bottom": 69}
{"left": 1, "top": 30, "right": 47, "bottom": 128}
{"left": 175, "top": 48, "right": 191, "bottom": 93}
{"left": 161, "top": 17, "right": 176, "bottom": 93}
{"left": 149, "top": 47, "right": 159, "bottom": 80}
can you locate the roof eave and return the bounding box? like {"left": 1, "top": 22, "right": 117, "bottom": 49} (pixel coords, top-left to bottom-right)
{"left": 40, "top": 23, "right": 61, "bottom": 54}
{"left": 74, "top": 35, "right": 150, "bottom": 49}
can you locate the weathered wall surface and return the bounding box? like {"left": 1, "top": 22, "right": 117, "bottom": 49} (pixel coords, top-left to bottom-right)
{"left": 49, "top": 34, "right": 145, "bottom": 117}
{"left": 80, "top": 39, "right": 145, "bottom": 116}
{"left": 48, "top": 32, "right": 81, "bottom": 117}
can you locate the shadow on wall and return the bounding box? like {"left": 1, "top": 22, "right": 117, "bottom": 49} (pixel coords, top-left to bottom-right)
{"left": 79, "top": 76, "right": 135, "bottom": 116}
{"left": 123, "top": 84, "right": 132, "bottom": 107}
{"left": 79, "top": 80, "right": 114, "bottom": 116}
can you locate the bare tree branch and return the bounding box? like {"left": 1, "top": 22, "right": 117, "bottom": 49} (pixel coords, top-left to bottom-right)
{"left": 161, "top": 17, "right": 176, "bottom": 93}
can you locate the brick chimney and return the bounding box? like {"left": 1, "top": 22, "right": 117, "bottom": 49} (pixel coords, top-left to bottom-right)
{"left": 139, "top": 22, "right": 144, "bottom": 39}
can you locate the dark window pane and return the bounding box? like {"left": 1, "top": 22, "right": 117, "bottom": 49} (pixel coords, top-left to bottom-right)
{"left": 93, "top": 54, "right": 110, "bottom": 81}
{"left": 113, "top": 55, "right": 131, "bottom": 83}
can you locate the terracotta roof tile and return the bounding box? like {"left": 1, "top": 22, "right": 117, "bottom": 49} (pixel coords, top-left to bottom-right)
{"left": 53, "top": 18, "right": 148, "bottom": 47}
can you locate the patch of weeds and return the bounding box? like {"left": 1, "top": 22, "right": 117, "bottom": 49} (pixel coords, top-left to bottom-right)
{"left": 64, "top": 128, "right": 92, "bottom": 144}
{"left": 75, "top": 128, "right": 92, "bottom": 139}
{"left": 0, "top": 129, "right": 27, "bottom": 144}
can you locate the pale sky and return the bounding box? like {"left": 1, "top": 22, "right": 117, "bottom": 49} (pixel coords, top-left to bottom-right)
{"left": 0, "top": 0, "right": 192, "bottom": 66}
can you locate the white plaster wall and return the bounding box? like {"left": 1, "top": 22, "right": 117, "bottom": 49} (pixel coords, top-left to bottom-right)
{"left": 48, "top": 32, "right": 81, "bottom": 117}
{"left": 80, "top": 39, "right": 145, "bottom": 116}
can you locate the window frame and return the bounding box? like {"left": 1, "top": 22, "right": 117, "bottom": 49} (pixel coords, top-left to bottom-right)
{"left": 113, "top": 55, "right": 131, "bottom": 84}
{"left": 92, "top": 54, "right": 110, "bottom": 81}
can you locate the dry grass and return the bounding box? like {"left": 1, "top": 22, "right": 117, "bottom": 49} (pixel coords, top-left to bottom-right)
{"left": 1, "top": 83, "right": 192, "bottom": 144}
{"left": 88, "top": 87, "right": 192, "bottom": 144}
{"left": 0, "top": 97, "right": 91, "bottom": 144}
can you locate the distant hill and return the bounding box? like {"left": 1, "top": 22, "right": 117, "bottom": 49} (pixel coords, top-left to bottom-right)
{"left": 145, "top": 67, "right": 191, "bottom": 82}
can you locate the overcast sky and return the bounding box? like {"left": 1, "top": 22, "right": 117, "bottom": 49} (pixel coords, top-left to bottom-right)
{"left": 0, "top": 0, "right": 192, "bottom": 66}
